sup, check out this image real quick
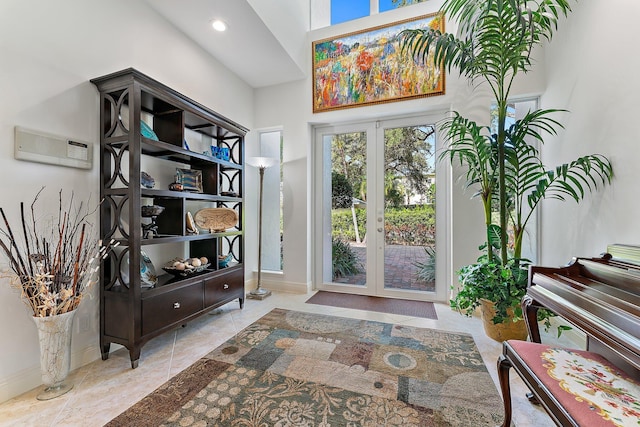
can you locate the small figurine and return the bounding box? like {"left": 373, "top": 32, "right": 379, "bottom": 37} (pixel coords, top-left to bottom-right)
{"left": 141, "top": 205, "right": 165, "bottom": 239}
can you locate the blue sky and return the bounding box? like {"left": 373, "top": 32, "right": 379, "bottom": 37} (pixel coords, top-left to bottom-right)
{"left": 332, "top": 0, "right": 403, "bottom": 25}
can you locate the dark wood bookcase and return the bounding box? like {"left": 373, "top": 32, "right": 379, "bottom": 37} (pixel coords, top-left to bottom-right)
{"left": 91, "top": 68, "right": 247, "bottom": 368}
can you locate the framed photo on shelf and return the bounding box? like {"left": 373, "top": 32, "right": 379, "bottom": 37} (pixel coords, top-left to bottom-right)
{"left": 176, "top": 168, "right": 203, "bottom": 193}
{"left": 312, "top": 12, "right": 445, "bottom": 113}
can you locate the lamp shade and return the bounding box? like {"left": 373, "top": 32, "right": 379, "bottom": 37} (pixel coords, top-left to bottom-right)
{"left": 247, "top": 156, "right": 278, "bottom": 169}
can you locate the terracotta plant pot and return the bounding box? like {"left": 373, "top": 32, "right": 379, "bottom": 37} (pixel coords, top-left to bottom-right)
{"left": 479, "top": 299, "right": 528, "bottom": 342}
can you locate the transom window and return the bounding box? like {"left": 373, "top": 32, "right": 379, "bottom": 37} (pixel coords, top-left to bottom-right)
{"left": 330, "top": 0, "right": 428, "bottom": 26}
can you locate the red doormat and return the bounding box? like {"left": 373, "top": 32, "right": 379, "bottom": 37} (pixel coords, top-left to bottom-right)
{"left": 305, "top": 291, "right": 437, "bottom": 319}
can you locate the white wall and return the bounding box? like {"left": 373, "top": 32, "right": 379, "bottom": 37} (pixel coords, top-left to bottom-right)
{"left": 540, "top": 0, "right": 639, "bottom": 264}
{"left": 0, "top": 0, "right": 253, "bottom": 402}
{"left": 247, "top": 0, "right": 309, "bottom": 73}
{"left": 253, "top": 79, "right": 312, "bottom": 291}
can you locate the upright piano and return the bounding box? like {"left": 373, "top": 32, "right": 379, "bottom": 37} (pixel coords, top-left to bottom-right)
{"left": 523, "top": 244, "right": 640, "bottom": 379}
{"left": 498, "top": 245, "right": 640, "bottom": 426}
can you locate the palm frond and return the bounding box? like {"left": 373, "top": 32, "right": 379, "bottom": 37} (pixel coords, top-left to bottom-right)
{"left": 527, "top": 154, "right": 613, "bottom": 210}
{"left": 438, "top": 113, "right": 496, "bottom": 196}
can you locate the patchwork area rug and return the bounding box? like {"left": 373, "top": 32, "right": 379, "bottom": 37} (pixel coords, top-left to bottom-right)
{"left": 107, "top": 309, "right": 503, "bottom": 426}
{"left": 305, "top": 291, "right": 438, "bottom": 320}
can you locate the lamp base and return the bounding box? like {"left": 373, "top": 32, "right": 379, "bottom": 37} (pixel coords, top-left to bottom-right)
{"left": 247, "top": 288, "right": 272, "bottom": 300}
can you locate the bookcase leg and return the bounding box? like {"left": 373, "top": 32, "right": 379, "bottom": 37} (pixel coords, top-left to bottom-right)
{"left": 130, "top": 347, "right": 141, "bottom": 369}
{"left": 101, "top": 342, "right": 111, "bottom": 361}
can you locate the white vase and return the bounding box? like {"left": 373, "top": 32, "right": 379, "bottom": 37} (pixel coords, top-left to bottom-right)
{"left": 32, "top": 310, "right": 77, "bottom": 400}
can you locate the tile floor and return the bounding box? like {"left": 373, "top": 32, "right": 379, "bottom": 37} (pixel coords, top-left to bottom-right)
{"left": 0, "top": 291, "right": 572, "bottom": 426}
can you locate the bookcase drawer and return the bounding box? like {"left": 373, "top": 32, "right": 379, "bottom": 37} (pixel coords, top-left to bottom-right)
{"left": 204, "top": 268, "right": 243, "bottom": 307}
{"left": 142, "top": 282, "right": 204, "bottom": 335}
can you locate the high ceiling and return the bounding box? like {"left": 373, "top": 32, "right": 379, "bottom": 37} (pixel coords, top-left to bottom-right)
{"left": 145, "top": 0, "right": 308, "bottom": 88}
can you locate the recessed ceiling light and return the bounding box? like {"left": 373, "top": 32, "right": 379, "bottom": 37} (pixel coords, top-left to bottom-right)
{"left": 211, "top": 19, "right": 227, "bottom": 32}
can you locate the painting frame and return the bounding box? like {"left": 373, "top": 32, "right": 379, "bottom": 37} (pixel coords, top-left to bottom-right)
{"left": 312, "top": 13, "right": 445, "bottom": 113}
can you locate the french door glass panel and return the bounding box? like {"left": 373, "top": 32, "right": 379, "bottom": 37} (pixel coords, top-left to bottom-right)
{"left": 318, "top": 125, "right": 372, "bottom": 291}
{"left": 381, "top": 122, "right": 436, "bottom": 294}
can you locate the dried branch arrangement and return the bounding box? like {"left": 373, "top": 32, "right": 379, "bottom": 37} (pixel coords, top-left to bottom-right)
{"left": 0, "top": 188, "right": 116, "bottom": 317}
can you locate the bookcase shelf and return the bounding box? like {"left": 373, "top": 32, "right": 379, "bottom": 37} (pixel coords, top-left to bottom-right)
{"left": 92, "top": 68, "right": 248, "bottom": 368}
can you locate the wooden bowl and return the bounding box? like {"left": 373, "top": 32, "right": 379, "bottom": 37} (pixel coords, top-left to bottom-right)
{"left": 194, "top": 208, "right": 238, "bottom": 232}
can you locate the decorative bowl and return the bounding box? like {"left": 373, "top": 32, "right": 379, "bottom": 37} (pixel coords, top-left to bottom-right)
{"left": 162, "top": 258, "right": 211, "bottom": 277}
{"left": 141, "top": 205, "right": 165, "bottom": 217}
{"left": 194, "top": 208, "right": 238, "bottom": 232}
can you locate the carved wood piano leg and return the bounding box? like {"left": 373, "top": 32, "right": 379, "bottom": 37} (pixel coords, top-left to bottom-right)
{"left": 497, "top": 353, "right": 514, "bottom": 427}
{"left": 521, "top": 295, "right": 541, "bottom": 343}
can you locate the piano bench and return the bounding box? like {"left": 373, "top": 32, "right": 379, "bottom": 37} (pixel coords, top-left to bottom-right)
{"left": 497, "top": 340, "right": 640, "bottom": 427}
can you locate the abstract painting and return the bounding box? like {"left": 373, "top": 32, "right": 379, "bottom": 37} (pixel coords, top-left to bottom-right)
{"left": 313, "top": 13, "right": 445, "bottom": 113}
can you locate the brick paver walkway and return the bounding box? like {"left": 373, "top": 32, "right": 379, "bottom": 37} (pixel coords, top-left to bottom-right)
{"left": 333, "top": 244, "right": 435, "bottom": 292}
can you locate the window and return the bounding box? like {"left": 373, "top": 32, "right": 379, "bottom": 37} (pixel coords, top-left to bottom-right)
{"left": 331, "top": 0, "right": 369, "bottom": 25}
{"left": 258, "top": 130, "right": 283, "bottom": 271}
{"left": 328, "top": 0, "right": 429, "bottom": 26}
{"left": 490, "top": 98, "right": 540, "bottom": 263}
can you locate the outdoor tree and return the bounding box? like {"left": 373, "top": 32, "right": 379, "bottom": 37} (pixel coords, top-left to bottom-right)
{"left": 384, "top": 126, "right": 435, "bottom": 198}
{"left": 331, "top": 132, "right": 366, "bottom": 203}
{"left": 331, "top": 127, "right": 434, "bottom": 205}
{"left": 331, "top": 172, "right": 354, "bottom": 208}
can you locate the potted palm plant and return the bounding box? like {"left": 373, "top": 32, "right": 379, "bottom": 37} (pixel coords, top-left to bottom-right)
{"left": 401, "top": 0, "right": 613, "bottom": 340}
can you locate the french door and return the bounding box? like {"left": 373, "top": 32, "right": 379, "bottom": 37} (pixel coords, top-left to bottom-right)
{"left": 313, "top": 115, "right": 449, "bottom": 301}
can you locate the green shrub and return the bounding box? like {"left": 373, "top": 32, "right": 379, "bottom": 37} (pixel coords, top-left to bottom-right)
{"left": 414, "top": 246, "right": 436, "bottom": 282}
{"left": 332, "top": 237, "right": 362, "bottom": 279}
{"left": 331, "top": 208, "right": 366, "bottom": 241}
{"left": 331, "top": 205, "right": 435, "bottom": 246}
{"left": 383, "top": 206, "right": 436, "bottom": 247}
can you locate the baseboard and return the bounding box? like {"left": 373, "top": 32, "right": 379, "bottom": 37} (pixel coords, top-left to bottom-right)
{"left": 0, "top": 343, "right": 100, "bottom": 404}
{"left": 0, "top": 364, "right": 41, "bottom": 404}
{"left": 245, "top": 277, "right": 311, "bottom": 294}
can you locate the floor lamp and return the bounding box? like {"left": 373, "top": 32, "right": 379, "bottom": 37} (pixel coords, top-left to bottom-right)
{"left": 246, "top": 156, "right": 277, "bottom": 300}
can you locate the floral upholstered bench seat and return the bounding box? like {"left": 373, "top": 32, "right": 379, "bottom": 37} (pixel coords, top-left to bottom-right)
{"left": 497, "top": 340, "right": 640, "bottom": 427}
